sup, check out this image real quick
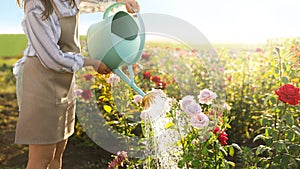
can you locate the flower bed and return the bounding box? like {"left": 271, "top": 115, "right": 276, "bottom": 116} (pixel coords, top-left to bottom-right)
{"left": 75, "top": 38, "right": 299, "bottom": 168}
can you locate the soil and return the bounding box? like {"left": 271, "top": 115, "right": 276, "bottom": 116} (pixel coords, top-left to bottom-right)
{"left": 0, "top": 93, "right": 114, "bottom": 169}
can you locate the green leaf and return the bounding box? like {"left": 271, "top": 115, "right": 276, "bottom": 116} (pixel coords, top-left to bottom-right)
{"left": 284, "top": 113, "right": 294, "bottom": 127}
{"left": 177, "top": 160, "right": 185, "bottom": 168}
{"left": 191, "top": 160, "right": 200, "bottom": 167}
{"left": 264, "top": 95, "right": 271, "bottom": 105}
{"left": 220, "top": 146, "right": 228, "bottom": 156}
{"left": 264, "top": 96, "right": 276, "bottom": 106}
{"left": 274, "top": 156, "right": 281, "bottom": 163}
{"left": 256, "top": 145, "right": 271, "bottom": 156}
{"left": 272, "top": 129, "right": 278, "bottom": 140}
{"left": 282, "top": 154, "right": 290, "bottom": 167}
{"left": 201, "top": 146, "right": 208, "bottom": 154}
{"left": 90, "top": 85, "right": 99, "bottom": 89}
{"left": 270, "top": 97, "right": 277, "bottom": 105}
{"left": 286, "top": 130, "right": 295, "bottom": 141}
{"left": 103, "top": 105, "right": 112, "bottom": 113}
{"left": 229, "top": 146, "right": 235, "bottom": 156}
{"left": 165, "top": 122, "right": 175, "bottom": 129}
{"left": 283, "top": 62, "right": 287, "bottom": 70}
{"left": 225, "top": 123, "right": 231, "bottom": 129}
{"left": 253, "top": 134, "right": 265, "bottom": 142}
{"left": 255, "top": 146, "right": 263, "bottom": 156}
{"left": 275, "top": 67, "right": 279, "bottom": 74}
{"left": 274, "top": 141, "right": 285, "bottom": 151}
{"left": 289, "top": 157, "right": 298, "bottom": 167}
{"left": 227, "top": 161, "right": 236, "bottom": 167}
{"left": 292, "top": 125, "right": 300, "bottom": 136}
{"left": 265, "top": 138, "right": 273, "bottom": 146}
{"left": 165, "top": 113, "right": 173, "bottom": 118}
{"left": 281, "top": 76, "right": 289, "bottom": 84}
{"left": 231, "top": 143, "right": 242, "bottom": 151}
{"left": 183, "top": 154, "right": 193, "bottom": 161}
{"left": 265, "top": 128, "right": 269, "bottom": 137}
{"left": 262, "top": 117, "right": 271, "bottom": 126}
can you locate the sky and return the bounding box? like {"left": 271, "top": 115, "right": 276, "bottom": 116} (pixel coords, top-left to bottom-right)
{"left": 1, "top": 0, "right": 300, "bottom": 44}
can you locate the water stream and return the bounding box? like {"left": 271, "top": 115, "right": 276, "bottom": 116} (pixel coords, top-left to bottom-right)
{"left": 141, "top": 90, "right": 183, "bottom": 169}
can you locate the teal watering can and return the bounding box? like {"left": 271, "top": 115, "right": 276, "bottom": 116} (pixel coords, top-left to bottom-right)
{"left": 86, "top": 2, "right": 146, "bottom": 96}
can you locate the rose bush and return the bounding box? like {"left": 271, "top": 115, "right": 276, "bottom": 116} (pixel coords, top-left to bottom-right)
{"left": 246, "top": 45, "right": 300, "bottom": 168}
{"left": 155, "top": 89, "right": 240, "bottom": 169}
{"left": 73, "top": 38, "right": 299, "bottom": 168}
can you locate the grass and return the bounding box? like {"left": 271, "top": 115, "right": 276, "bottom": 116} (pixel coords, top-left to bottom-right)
{"left": 0, "top": 34, "right": 27, "bottom": 57}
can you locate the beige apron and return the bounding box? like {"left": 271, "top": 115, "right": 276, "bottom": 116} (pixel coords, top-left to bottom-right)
{"left": 15, "top": 0, "right": 81, "bottom": 144}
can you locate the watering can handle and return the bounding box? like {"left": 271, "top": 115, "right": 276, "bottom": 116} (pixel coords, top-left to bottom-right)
{"left": 103, "top": 2, "right": 125, "bottom": 19}
{"left": 102, "top": 2, "right": 145, "bottom": 40}
{"left": 103, "top": 2, "right": 141, "bottom": 19}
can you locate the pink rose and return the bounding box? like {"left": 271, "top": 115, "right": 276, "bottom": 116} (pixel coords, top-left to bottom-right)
{"left": 198, "top": 89, "right": 217, "bottom": 105}
{"left": 255, "top": 47, "right": 263, "bottom": 53}
{"left": 179, "top": 95, "right": 196, "bottom": 111}
{"left": 190, "top": 113, "right": 209, "bottom": 128}
{"left": 133, "top": 95, "right": 143, "bottom": 103}
{"left": 75, "top": 89, "right": 83, "bottom": 96}
{"left": 185, "top": 102, "right": 202, "bottom": 117}
{"left": 223, "top": 103, "right": 231, "bottom": 111}
{"left": 107, "top": 74, "right": 120, "bottom": 84}
{"left": 141, "top": 52, "right": 151, "bottom": 60}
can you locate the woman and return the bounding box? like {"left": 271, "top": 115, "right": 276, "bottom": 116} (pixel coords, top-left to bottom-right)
{"left": 14, "top": 0, "right": 140, "bottom": 168}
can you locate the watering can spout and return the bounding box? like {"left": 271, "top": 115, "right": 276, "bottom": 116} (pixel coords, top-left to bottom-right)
{"left": 113, "top": 67, "right": 146, "bottom": 97}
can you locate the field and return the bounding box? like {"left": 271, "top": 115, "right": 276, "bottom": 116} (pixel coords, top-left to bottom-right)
{"left": 0, "top": 34, "right": 299, "bottom": 168}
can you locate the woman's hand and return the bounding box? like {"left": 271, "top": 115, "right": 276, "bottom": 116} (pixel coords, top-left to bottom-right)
{"left": 95, "top": 61, "right": 112, "bottom": 74}
{"left": 117, "top": 0, "right": 140, "bottom": 13}
{"left": 83, "top": 58, "right": 112, "bottom": 74}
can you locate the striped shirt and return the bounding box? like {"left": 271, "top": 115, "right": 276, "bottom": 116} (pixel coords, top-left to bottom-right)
{"left": 13, "top": 0, "right": 116, "bottom": 76}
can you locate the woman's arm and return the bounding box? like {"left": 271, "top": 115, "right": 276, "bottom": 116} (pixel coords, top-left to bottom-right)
{"left": 24, "top": 7, "right": 84, "bottom": 73}
{"left": 78, "top": 0, "right": 139, "bottom": 13}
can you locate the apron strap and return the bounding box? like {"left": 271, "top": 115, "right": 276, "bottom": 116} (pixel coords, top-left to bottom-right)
{"left": 49, "top": 0, "right": 63, "bottom": 19}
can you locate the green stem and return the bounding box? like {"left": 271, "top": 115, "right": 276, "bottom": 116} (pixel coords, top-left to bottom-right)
{"left": 214, "top": 141, "right": 218, "bottom": 169}
{"left": 274, "top": 100, "right": 278, "bottom": 129}
{"left": 279, "top": 54, "right": 282, "bottom": 83}
{"left": 180, "top": 137, "right": 190, "bottom": 169}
